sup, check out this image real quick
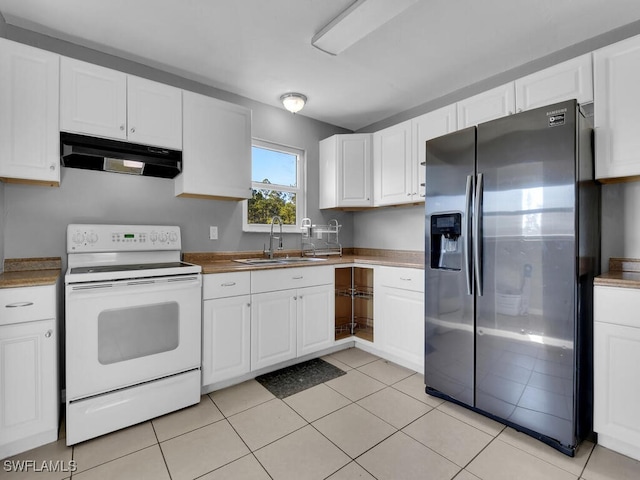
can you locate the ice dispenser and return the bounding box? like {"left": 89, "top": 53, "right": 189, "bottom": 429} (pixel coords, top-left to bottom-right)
{"left": 430, "top": 213, "right": 462, "bottom": 270}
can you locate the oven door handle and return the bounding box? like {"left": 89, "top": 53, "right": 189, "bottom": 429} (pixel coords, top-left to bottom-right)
{"left": 67, "top": 275, "right": 201, "bottom": 296}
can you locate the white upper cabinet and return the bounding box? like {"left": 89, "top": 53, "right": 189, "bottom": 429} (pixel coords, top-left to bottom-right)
{"left": 126, "top": 75, "right": 182, "bottom": 149}
{"left": 60, "top": 58, "right": 127, "bottom": 140}
{"left": 319, "top": 133, "right": 372, "bottom": 209}
{"left": 373, "top": 120, "right": 413, "bottom": 206}
{"left": 594, "top": 35, "right": 640, "bottom": 181}
{"left": 60, "top": 57, "right": 182, "bottom": 149}
{"left": 457, "top": 83, "right": 516, "bottom": 129}
{"left": 176, "top": 91, "right": 252, "bottom": 200}
{"left": 412, "top": 104, "right": 457, "bottom": 200}
{"left": 0, "top": 38, "right": 60, "bottom": 186}
{"left": 515, "top": 54, "right": 593, "bottom": 111}
{"left": 458, "top": 55, "right": 593, "bottom": 130}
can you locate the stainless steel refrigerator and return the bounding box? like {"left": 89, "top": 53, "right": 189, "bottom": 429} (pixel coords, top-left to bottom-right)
{"left": 424, "top": 99, "right": 599, "bottom": 456}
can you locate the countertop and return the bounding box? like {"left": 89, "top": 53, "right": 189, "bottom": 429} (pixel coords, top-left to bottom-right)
{"left": 595, "top": 258, "right": 640, "bottom": 289}
{"left": 0, "top": 257, "right": 62, "bottom": 289}
{"left": 184, "top": 248, "right": 424, "bottom": 274}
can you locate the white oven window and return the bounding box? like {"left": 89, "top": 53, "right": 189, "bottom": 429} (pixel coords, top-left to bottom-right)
{"left": 98, "top": 302, "right": 180, "bottom": 364}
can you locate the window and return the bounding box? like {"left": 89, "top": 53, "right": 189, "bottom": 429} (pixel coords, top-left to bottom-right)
{"left": 243, "top": 139, "right": 305, "bottom": 233}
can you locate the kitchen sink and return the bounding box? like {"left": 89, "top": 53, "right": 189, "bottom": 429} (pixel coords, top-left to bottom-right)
{"left": 233, "top": 257, "right": 328, "bottom": 265}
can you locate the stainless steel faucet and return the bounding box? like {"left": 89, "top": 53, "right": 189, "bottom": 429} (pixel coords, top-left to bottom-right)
{"left": 264, "top": 215, "right": 284, "bottom": 259}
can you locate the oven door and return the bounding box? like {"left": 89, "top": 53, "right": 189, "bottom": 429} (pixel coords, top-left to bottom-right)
{"left": 65, "top": 274, "right": 202, "bottom": 400}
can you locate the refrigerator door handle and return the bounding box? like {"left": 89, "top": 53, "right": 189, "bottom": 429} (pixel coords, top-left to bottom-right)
{"left": 465, "top": 174, "right": 473, "bottom": 296}
{"left": 474, "top": 173, "right": 484, "bottom": 296}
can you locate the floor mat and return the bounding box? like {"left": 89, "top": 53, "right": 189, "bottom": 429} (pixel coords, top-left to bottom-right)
{"left": 255, "top": 358, "right": 346, "bottom": 399}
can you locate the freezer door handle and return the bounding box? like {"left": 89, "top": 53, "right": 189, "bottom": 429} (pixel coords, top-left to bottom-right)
{"left": 465, "top": 174, "right": 473, "bottom": 296}
{"left": 474, "top": 173, "right": 484, "bottom": 296}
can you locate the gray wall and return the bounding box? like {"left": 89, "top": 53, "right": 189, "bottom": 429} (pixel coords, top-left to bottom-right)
{"left": 2, "top": 27, "right": 352, "bottom": 265}
{"left": 353, "top": 205, "right": 423, "bottom": 251}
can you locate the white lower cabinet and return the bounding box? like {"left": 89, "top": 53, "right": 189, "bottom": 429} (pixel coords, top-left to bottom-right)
{"left": 251, "top": 266, "right": 334, "bottom": 371}
{"left": 297, "top": 284, "right": 334, "bottom": 357}
{"left": 251, "top": 290, "right": 297, "bottom": 371}
{"left": 376, "top": 266, "right": 424, "bottom": 373}
{"left": 202, "top": 273, "right": 251, "bottom": 386}
{"left": 0, "top": 285, "right": 58, "bottom": 459}
{"left": 594, "top": 285, "right": 640, "bottom": 461}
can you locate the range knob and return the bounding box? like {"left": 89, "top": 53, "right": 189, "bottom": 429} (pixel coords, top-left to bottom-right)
{"left": 88, "top": 232, "right": 99, "bottom": 244}
{"left": 168, "top": 231, "right": 178, "bottom": 243}
{"left": 159, "top": 232, "right": 168, "bottom": 243}
{"left": 72, "top": 231, "right": 85, "bottom": 244}
{"left": 150, "top": 232, "right": 158, "bottom": 242}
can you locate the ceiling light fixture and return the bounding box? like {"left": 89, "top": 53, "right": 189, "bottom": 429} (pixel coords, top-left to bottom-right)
{"left": 311, "top": 0, "right": 419, "bottom": 56}
{"left": 280, "top": 93, "right": 307, "bottom": 114}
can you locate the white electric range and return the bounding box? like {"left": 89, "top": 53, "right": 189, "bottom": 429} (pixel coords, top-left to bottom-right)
{"left": 64, "top": 224, "right": 202, "bottom": 445}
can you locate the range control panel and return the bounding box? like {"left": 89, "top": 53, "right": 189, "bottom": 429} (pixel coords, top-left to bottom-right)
{"left": 67, "top": 224, "right": 182, "bottom": 253}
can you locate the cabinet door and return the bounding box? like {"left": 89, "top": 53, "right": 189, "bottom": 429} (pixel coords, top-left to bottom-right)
{"left": 515, "top": 54, "right": 593, "bottom": 111}
{"left": 412, "top": 105, "right": 457, "bottom": 201}
{"left": 176, "top": 91, "right": 252, "bottom": 200}
{"left": 127, "top": 76, "right": 182, "bottom": 149}
{"left": 251, "top": 290, "right": 296, "bottom": 370}
{"left": 202, "top": 296, "right": 251, "bottom": 385}
{"left": 373, "top": 120, "right": 413, "bottom": 206}
{"left": 0, "top": 320, "right": 57, "bottom": 453}
{"left": 378, "top": 286, "right": 424, "bottom": 372}
{"left": 0, "top": 39, "right": 60, "bottom": 185}
{"left": 594, "top": 36, "right": 640, "bottom": 180}
{"left": 297, "top": 284, "right": 334, "bottom": 357}
{"left": 319, "top": 134, "right": 372, "bottom": 209}
{"left": 60, "top": 57, "right": 127, "bottom": 141}
{"left": 457, "top": 83, "right": 516, "bottom": 129}
{"left": 337, "top": 134, "right": 372, "bottom": 207}
{"left": 594, "top": 321, "right": 640, "bottom": 457}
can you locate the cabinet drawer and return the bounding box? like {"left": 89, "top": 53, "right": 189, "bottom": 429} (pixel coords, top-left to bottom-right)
{"left": 594, "top": 285, "right": 640, "bottom": 328}
{"left": 378, "top": 266, "right": 424, "bottom": 292}
{"left": 0, "top": 285, "right": 56, "bottom": 326}
{"left": 251, "top": 266, "right": 333, "bottom": 293}
{"left": 203, "top": 272, "right": 250, "bottom": 299}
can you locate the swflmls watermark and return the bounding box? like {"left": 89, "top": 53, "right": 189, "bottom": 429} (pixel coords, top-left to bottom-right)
{"left": 3, "top": 459, "right": 78, "bottom": 473}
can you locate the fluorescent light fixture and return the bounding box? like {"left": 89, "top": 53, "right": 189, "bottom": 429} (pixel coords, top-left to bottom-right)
{"left": 280, "top": 93, "right": 307, "bottom": 113}
{"left": 311, "top": 0, "right": 419, "bottom": 55}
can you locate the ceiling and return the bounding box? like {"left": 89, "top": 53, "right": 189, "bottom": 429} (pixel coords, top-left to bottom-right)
{"left": 2, "top": 0, "right": 640, "bottom": 131}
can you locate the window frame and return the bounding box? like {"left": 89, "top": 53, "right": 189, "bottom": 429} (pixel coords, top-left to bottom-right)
{"left": 242, "top": 138, "right": 306, "bottom": 233}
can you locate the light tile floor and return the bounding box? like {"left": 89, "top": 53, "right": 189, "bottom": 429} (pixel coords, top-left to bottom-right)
{"left": 2, "top": 348, "right": 640, "bottom": 480}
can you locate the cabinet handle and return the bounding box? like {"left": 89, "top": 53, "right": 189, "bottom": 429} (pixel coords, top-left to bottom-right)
{"left": 292, "top": 276, "right": 303, "bottom": 280}
{"left": 247, "top": 303, "right": 251, "bottom": 307}
{"left": 6, "top": 302, "right": 34, "bottom": 308}
{"left": 50, "top": 163, "right": 56, "bottom": 171}
{"left": 130, "top": 127, "right": 136, "bottom": 133}
{"left": 293, "top": 296, "right": 297, "bottom": 300}
{"left": 120, "top": 124, "right": 125, "bottom": 131}
{"left": 221, "top": 282, "right": 236, "bottom": 287}
{"left": 45, "top": 330, "right": 53, "bottom": 338}
{"left": 400, "top": 277, "right": 412, "bottom": 281}
{"left": 298, "top": 295, "right": 303, "bottom": 299}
